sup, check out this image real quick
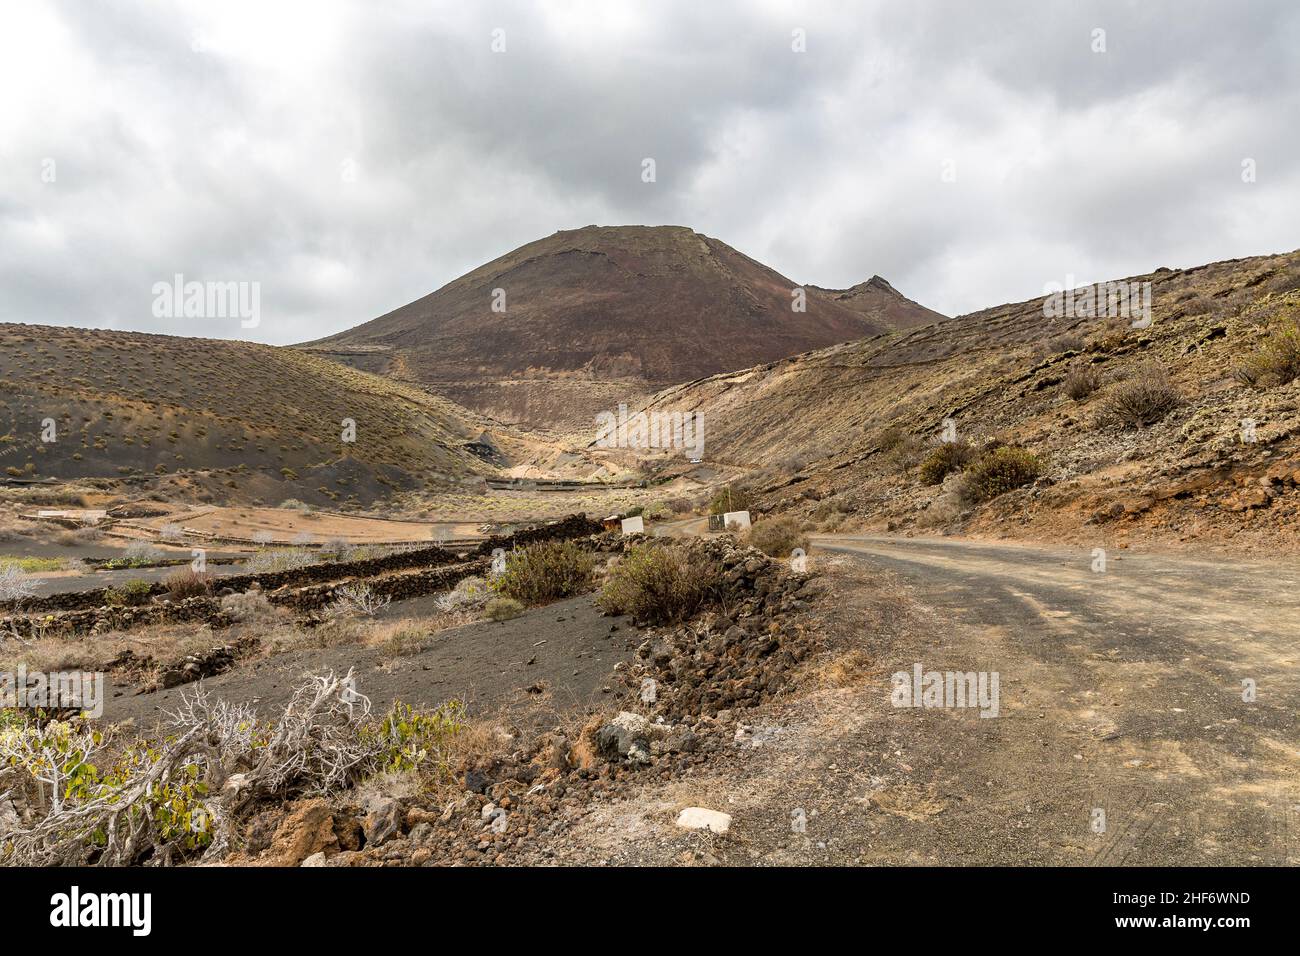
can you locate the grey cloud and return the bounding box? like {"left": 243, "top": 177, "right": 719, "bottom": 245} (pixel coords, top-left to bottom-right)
{"left": 0, "top": 0, "right": 1296, "bottom": 343}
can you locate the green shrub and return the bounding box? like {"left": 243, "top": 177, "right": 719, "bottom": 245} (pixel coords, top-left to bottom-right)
{"left": 1234, "top": 321, "right": 1300, "bottom": 388}
{"left": 484, "top": 596, "right": 524, "bottom": 622}
{"left": 491, "top": 540, "right": 595, "bottom": 604}
{"left": 918, "top": 440, "right": 975, "bottom": 485}
{"left": 597, "top": 543, "right": 721, "bottom": 625}
{"left": 961, "top": 447, "right": 1043, "bottom": 502}
{"left": 367, "top": 699, "right": 466, "bottom": 777}
{"left": 1101, "top": 365, "right": 1182, "bottom": 427}
{"left": 744, "top": 516, "right": 809, "bottom": 557}
{"left": 105, "top": 578, "right": 153, "bottom": 607}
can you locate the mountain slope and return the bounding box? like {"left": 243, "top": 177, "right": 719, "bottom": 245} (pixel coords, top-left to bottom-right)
{"left": 808, "top": 275, "right": 947, "bottom": 330}
{"left": 0, "top": 323, "right": 506, "bottom": 505}
{"left": 640, "top": 248, "right": 1300, "bottom": 552}
{"left": 303, "top": 225, "right": 944, "bottom": 431}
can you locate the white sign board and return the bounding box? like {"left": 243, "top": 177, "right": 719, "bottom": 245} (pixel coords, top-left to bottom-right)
{"left": 723, "top": 510, "right": 752, "bottom": 531}
{"left": 620, "top": 515, "right": 645, "bottom": 535}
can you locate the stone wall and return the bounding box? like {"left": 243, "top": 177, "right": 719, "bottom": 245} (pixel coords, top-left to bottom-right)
{"left": 1, "top": 515, "right": 606, "bottom": 636}
{"left": 1, "top": 514, "right": 603, "bottom": 617}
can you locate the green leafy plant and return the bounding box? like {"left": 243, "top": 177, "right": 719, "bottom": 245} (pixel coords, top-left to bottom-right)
{"left": 490, "top": 540, "right": 595, "bottom": 604}
{"left": 366, "top": 699, "right": 466, "bottom": 778}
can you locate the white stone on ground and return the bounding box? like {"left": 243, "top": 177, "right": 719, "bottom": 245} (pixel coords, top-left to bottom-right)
{"left": 676, "top": 807, "right": 732, "bottom": 834}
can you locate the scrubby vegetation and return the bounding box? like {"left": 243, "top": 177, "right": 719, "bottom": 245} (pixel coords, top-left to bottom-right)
{"left": 0, "top": 556, "right": 66, "bottom": 573}
{"left": 104, "top": 540, "right": 165, "bottom": 569}
{"left": 1101, "top": 365, "right": 1182, "bottom": 427}
{"left": 163, "top": 568, "right": 212, "bottom": 600}
{"left": 246, "top": 547, "right": 317, "bottom": 573}
{"left": 1234, "top": 320, "right": 1300, "bottom": 388}
{"left": 1062, "top": 365, "right": 1100, "bottom": 400}
{"left": 484, "top": 596, "right": 524, "bottom": 621}
{"left": 0, "top": 563, "right": 40, "bottom": 602}
{"left": 918, "top": 440, "right": 976, "bottom": 485}
{"left": 327, "top": 582, "right": 391, "bottom": 618}
{"left": 105, "top": 578, "right": 153, "bottom": 607}
{"left": 959, "top": 446, "right": 1043, "bottom": 502}
{"left": 490, "top": 540, "right": 595, "bottom": 605}
{"left": 878, "top": 426, "right": 926, "bottom": 473}
{"left": 597, "top": 542, "right": 721, "bottom": 625}
{"left": 434, "top": 576, "right": 489, "bottom": 612}
{"left": 0, "top": 673, "right": 467, "bottom": 866}
{"left": 708, "top": 484, "right": 754, "bottom": 515}
{"left": 744, "top": 516, "right": 809, "bottom": 558}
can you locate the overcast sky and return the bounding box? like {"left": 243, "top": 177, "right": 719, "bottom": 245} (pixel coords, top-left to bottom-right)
{"left": 1, "top": 0, "right": 1297, "bottom": 344}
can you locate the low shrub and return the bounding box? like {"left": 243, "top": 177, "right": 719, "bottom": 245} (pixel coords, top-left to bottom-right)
{"left": 918, "top": 440, "right": 975, "bottom": 485}
{"left": 744, "top": 516, "right": 810, "bottom": 557}
{"left": 220, "top": 589, "right": 276, "bottom": 623}
{"left": 484, "top": 596, "right": 524, "bottom": 622}
{"left": 0, "top": 563, "right": 40, "bottom": 602}
{"left": 490, "top": 540, "right": 595, "bottom": 605}
{"left": 960, "top": 447, "right": 1043, "bottom": 502}
{"left": 105, "top": 578, "right": 153, "bottom": 607}
{"left": 1100, "top": 365, "right": 1182, "bottom": 427}
{"left": 597, "top": 542, "right": 722, "bottom": 625}
{"left": 106, "top": 540, "right": 164, "bottom": 568}
{"left": 245, "top": 547, "right": 316, "bottom": 573}
{"left": 708, "top": 485, "right": 754, "bottom": 516}
{"left": 163, "top": 568, "right": 212, "bottom": 600}
{"left": 876, "top": 425, "right": 906, "bottom": 452}
{"left": 882, "top": 433, "right": 926, "bottom": 473}
{"left": 1233, "top": 321, "right": 1300, "bottom": 388}
{"left": 1062, "top": 365, "right": 1100, "bottom": 400}
{"left": 1043, "top": 333, "right": 1086, "bottom": 355}
{"left": 327, "top": 582, "right": 391, "bottom": 618}
{"left": 434, "top": 575, "right": 489, "bottom": 612}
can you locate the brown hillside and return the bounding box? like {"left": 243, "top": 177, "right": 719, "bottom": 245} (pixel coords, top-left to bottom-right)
{"left": 0, "top": 324, "right": 507, "bottom": 506}
{"left": 639, "top": 248, "right": 1300, "bottom": 553}
{"left": 808, "top": 275, "right": 947, "bottom": 330}
{"left": 303, "top": 225, "right": 943, "bottom": 431}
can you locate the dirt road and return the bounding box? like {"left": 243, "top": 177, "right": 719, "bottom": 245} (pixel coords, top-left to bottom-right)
{"left": 537, "top": 533, "right": 1299, "bottom": 865}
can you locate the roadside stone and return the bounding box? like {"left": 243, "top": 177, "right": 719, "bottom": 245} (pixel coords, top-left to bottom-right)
{"left": 362, "top": 796, "right": 403, "bottom": 847}
{"left": 676, "top": 807, "right": 732, "bottom": 833}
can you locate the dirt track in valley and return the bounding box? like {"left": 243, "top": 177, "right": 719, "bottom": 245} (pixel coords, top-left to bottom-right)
{"left": 531, "top": 534, "right": 1299, "bottom": 865}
